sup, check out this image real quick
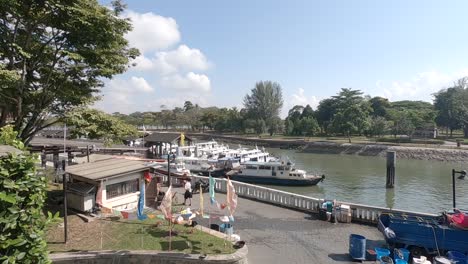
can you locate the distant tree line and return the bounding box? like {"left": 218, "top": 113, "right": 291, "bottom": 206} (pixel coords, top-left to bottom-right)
{"left": 114, "top": 80, "right": 284, "bottom": 136}
{"left": 113, "top": 77, "right": 468, "bottom": 141}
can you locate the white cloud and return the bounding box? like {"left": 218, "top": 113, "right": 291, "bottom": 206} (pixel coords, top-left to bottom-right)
{"left": 124, "top": 11, "right": 180, "bottom": 53}
{"left": 130, "top": 76, "right": 153, "bottom": 92}
{"left": 131, "top": 45, "right": 211, "bottom": 75}
{"left": 131, "top": 55, "right": 154, "bottom": 71}
{"left": 378, "top": 69, "right": 468, "bottom": 101}
{"left": 290, "top": 88, "right": 320, "bottom": 109}
{"left": 160, "top": 72, "right": 211, "bottom": 93}
{"left": 156, "top": 45, "right": 210, "bottom": 72}
{"left": 98, "top": 10, "right": 215, "bottom": 114}
{"left": 95, "top": 76, "right": 154, "bottom": 113}
{"left": 281, "top": 88, "right": 321, "bottom": 118}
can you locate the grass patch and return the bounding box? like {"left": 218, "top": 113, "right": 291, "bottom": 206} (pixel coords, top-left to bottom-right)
{"left": 46, "top": 215, "right": 233, "bottom": 254}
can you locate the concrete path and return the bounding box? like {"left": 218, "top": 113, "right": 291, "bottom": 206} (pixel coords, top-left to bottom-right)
{"left": 172, "top": 187, "right": 384, "bottom": 264}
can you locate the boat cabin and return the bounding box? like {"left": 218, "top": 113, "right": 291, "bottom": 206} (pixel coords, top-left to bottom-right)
{"left": 241, "top": 161, "right": 307, "bottom": 179}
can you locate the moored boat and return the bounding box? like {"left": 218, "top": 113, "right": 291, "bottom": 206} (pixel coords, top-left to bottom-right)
{"left": 229, "top": 160, "right": 325, "bottom": 186}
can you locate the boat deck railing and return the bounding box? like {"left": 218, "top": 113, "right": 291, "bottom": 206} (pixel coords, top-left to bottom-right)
{"left": 175, "top": 175, "right": 438, "bottom": 225}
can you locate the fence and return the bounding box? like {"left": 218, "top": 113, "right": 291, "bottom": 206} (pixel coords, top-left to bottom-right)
{"left": 187, "top": 175, "right": 437, "bottom": 225}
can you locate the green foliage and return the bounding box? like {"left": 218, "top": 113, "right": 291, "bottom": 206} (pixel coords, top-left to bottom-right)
{"left": 433, "top": 78, "right": 468, "bottom": 137}
{"left": 330, "top": 89, "right": 371, "bottom": 141}
{"left": 0, "top": 126, "right": 24, "bottom": 150}
{"left": 368, "top": 116, "right": 390, "bottom": 137}
{"left": 0, "top": 152, "right": 56, "bottom": 264}
{"left": 284, "top": 105, "right": 319, "bottom": 136}
{"left": 66, "top": 108, "right": 138, "bottom": 146}
{"left": 243, "top": 81, "right": 284, "bottom": 133}
{"left": 0, "top": 0, "right": 138, "bottom": 143}
{"left": 369, "top": 97, "right": 391, "bottom": 117}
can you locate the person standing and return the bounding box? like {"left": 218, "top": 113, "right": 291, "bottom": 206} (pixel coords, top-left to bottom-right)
{"left": 183, "top": 180, "right": 192, "bottom": 206}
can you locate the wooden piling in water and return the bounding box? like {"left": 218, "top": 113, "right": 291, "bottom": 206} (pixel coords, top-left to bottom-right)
{"left": 386, "top": 151, "right": 396, "bottom": 188}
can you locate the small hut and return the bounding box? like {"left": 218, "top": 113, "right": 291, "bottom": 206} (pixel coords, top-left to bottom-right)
{"left": 144, "top": 132, "right": 193, "bottom": 158}
{"left": 65, "top": 158, "right": 149, "bottom": 211}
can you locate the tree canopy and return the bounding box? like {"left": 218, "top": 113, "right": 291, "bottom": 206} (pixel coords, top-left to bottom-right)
{"left": 243, "top": 81, "right": 283, "bottom": 135}
{"left": 0, "top": 0, "right": 138, "bottom": 143}
{"left": 66, "top": 108, "right": 138, "bottom": 146}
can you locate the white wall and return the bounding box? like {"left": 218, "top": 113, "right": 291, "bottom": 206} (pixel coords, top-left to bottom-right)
{"left": 100, "top": 172, "right": 144, "bottom": 211}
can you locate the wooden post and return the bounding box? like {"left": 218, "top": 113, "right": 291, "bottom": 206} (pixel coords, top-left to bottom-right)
{"left": 452, "top": 169, "right": 456, "bottom": 208}
{"left": 386, "top": 151, "right": 396, "bottom": 188}
{"left": 86, "top": 145, "right": 90, "bottom": 163}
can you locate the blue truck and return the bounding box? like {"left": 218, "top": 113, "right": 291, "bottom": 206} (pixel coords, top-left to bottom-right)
{"left": 378, "top": 212, "right": 468, "bottom": 258}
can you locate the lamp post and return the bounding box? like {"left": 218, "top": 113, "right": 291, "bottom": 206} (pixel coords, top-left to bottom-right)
{"left": 451, "top": 169, "right": 466, "bottom": 208}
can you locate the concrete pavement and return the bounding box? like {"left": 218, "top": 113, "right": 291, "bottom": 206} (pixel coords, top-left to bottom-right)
{"left": 172, "top": 187, "right": 384, "bottom": 264}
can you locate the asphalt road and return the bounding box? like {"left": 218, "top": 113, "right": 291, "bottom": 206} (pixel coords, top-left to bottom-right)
{"left": 172, "top": 187, "right": 385, "bottom": 264}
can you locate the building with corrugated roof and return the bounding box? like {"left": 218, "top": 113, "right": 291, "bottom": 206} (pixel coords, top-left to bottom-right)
{"left": 65, "top": 158, "right": 151, "bottom": 211}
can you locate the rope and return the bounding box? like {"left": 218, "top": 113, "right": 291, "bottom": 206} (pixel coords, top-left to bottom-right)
{"left": 430, "top": 225, "right": 441, "bottom": 256}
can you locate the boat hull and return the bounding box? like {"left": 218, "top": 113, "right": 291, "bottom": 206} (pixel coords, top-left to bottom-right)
{"left": 191, "top": 169, "right": 225, "bottom": 177}
{"left": 230, "top": 174, "right": 324, "bottom": 186}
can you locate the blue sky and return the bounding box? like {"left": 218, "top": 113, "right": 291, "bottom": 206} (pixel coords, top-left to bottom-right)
{"left": 96, "top": 0, "right": 468, "bottom": 117}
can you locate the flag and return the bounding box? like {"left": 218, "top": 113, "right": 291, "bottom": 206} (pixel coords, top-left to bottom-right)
{"left": 159, "top": 186, "right": 173, "bottom": 220}
{"left": 209, "top": 175, "right": 216, "bottom": 204}
{"left": 144, "top": 171, "right": 152, "bottom": 183}
{"left": 180, "top": 133, "right": 185, "bottom": 146}
{"left": 200, "top": 184, "right": 204, "bottom": 215}
{"left": 227, "top": 178, "right": 238, "bottom": 220}
{"left": 137, "top": 179, "right": 147, "bottom": 220}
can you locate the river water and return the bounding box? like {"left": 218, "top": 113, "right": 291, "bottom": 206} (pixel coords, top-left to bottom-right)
{"left": 261, "top": 148, "right": 468, "bottom": 214}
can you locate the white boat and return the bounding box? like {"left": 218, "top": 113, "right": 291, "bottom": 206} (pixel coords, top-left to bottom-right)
{"left": 230, "top": 160, "right": 325, "bottom": 186}
{"left": 149, "top": 161, "right": 191, "bottom": 177}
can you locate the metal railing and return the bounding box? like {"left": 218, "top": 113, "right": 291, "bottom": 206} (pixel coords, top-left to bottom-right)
{"left": 189, "top": 175, "right": 437, "bottom": 225}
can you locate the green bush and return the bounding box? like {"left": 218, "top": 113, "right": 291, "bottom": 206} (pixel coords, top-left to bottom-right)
{"left": 0, "top": 152, "right": 55, "bottom": 263}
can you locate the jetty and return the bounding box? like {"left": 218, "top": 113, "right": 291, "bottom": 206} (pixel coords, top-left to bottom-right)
{"left": 164, "top": 175, "right": 438, "bottom": 263}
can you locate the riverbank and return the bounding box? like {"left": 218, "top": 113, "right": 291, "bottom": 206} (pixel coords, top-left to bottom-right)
{"left": 189, "top": 133, "right": 468, "bottom": 162}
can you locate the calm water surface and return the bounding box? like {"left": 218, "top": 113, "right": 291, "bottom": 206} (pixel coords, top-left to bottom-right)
{"left": 260, "top": 148, "right": 468, "bottom": 214}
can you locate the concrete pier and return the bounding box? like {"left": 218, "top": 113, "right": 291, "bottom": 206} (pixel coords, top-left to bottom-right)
{"left": 175, "top": 188, "right": 384, "bottom": 264}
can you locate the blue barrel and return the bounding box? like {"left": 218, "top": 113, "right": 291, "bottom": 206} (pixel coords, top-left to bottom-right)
{"left": 220, "top": 223, "right": 233, "bottom": 235}
{"left": 349, "top": 234, "right": 366, "bottom": 260}
{"left": 447, "top": 251, "right": 466, "bottom": 264}
{"left": 375, "top": 247, "right": 390, "bottom": 261}
{"left": 394, "top": 248, "right": 410, "bottom": 262}
{"left": 394, "top": 259, "right": 407, "bottom": 264}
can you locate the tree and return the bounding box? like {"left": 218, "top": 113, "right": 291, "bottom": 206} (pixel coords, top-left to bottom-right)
{"left": 330, "top": 88, "right": 371, "bottom": 141}
{"left": 254, "top": 119, "right": 266, "bottom": 135}
{"left": 299, "top": 116, "right": 319, "bottom": 136}
{"left": 66, "top": 108, "right": 138, "bottom": 146}
{"left": 332, "top": 104, "right": 370, "bottom": 142}
{"left": 267, "top": 117, "right": 283, "bottom": 136}
{"left": 369, "top": 97, "right": 391, "bottom": 117}
{"left": 368, "top": 116, "right": 390, "bottom": 137}
{"left": 0, "top": 126, "right": 58, "bottom": 263}
{"left": 0, "top": 0, "right": 138, "bottom": 144}
{"left": 301, "top": 104, "right": 314, "bottom": 119}
{"left": 316, "top": 98, "right": 337, "bottom": 135}
{"left": 243, "top": 81, "right": 283, "bottom": 133}
{"left": 183, "top": 101, "right": 194, "bottom": 112}
{"left": 434, "top": 87, "right": 465, "bottom": 137}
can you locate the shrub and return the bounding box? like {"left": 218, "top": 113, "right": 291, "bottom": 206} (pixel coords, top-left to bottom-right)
{"left": 0, "top": 150, "right": 55, "bottom": 263}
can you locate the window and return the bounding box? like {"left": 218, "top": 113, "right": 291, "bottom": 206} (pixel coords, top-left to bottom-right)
{"left": 259, "top": 165, "right": 271, "bottom": 170}
{"left": 106, "top": 179, "right": 139, "bottom": 199}
{"left": 246, "top": 165, "right": 257, "bottom": 170}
